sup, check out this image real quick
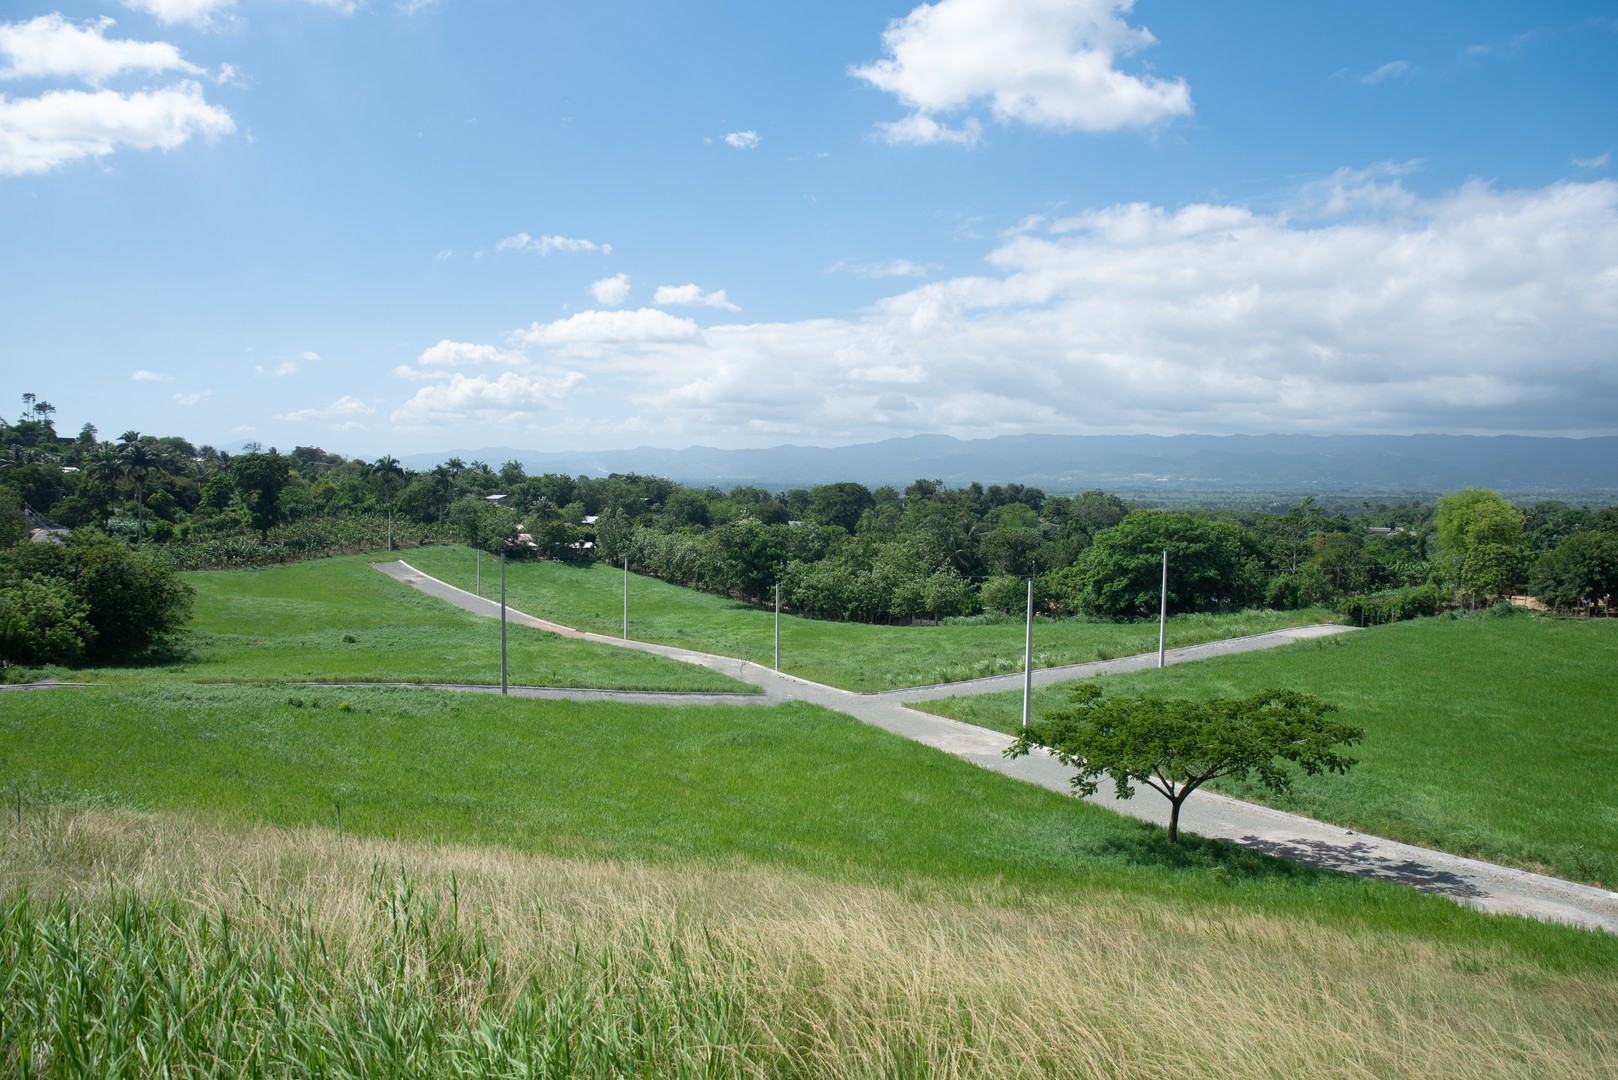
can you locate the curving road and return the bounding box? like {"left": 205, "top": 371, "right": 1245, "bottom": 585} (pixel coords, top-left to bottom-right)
{"left": 373, "top": 560, "right": 1618, "bottom": 934}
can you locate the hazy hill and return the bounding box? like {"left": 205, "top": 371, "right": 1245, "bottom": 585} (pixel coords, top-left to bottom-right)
{"left": 399, "top": 433, "right": 1618, "bottom": 498}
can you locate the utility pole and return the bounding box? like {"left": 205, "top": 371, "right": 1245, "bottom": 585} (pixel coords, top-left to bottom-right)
{"left": 1022, "top": 575, "right": 1034, "bottom": 727}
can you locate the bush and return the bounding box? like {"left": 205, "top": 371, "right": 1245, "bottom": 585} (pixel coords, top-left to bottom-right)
{"left": 1333, "top": 584, "right": 1446, "bottom": 627}
{"left": 0, "top": 534, "right": 192, "bottom": 664}
{"left": 0, "top": 575, "right": 94, "bottom": 665}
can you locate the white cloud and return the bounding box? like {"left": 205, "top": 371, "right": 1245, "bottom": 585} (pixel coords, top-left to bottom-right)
{"left": 1358, "top": 60, "right": 1415, "bottom": 84}
{"left": 172, "top": 389, "right": 210, "bottom": 405}
{"left": 590, "top": 272, "right": 631, "bottom": 306}
{"left": 0, "top": 80, "right": 234, "bottom": 175}
{"left": 495, "top": 232, "right": 612, "bottom": 255}
{"left": 851, "top": 0, "right": 1191, "bottom": 145}
{"left": 399, "top": 176, "right": 1618, "bottom": 441}
{"left": 1574, "top": 152, "right": 1610, "bottom": 169}
{"left": 724, "top": 130, "right": 760, "bottom": 149}
{"left": 0, "top": 14, "right": 201, "bottom": 84}
{"left": 654, "top": 283, "right": 740, "bottom": 311}
{"left": 130, "top": 369, "right": 173, "bottom": 381}
{"left": 391, "top": 371, "right": 585, "bottom": 428}
{"left": 276, "top": 395, "right": 377, "bottom": 423}
{"left": 516, "top": 308, "right": 704, "bottom": 352}
{"left": 121, "top": 0, "right": 237, "bottom": 26}
{"left": 408, "top": 339, "right": 526, "bottom": 371}
{"left": 834, "top": 258, "right": 933, "bottom": 278}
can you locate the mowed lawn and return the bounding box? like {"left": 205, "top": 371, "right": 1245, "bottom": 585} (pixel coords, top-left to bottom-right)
{"left": 1, "top": 676, "right": 1608, "bottom": 966}
{"left": 404, "top": 545, "right": 1336, "bottom": 691}
{"left": 915, "top": 615, "right": 1618, "bottom": 889}
{"left": 148, "top": 555, "right": 749, "bottom": 692}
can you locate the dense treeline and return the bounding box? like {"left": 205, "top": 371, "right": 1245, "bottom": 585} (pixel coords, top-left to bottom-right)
{"left": 3, "top": 393, "right": 1615, "bottom": 657}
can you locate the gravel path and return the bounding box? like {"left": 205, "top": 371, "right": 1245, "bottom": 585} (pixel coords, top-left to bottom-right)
{"left": 373, "top": 559, "right": 1618, "bottom": 933}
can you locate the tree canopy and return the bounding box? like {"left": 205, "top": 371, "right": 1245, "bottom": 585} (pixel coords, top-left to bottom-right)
{"left": 1007, "top": 682, "right": 1361, "bottom": 842}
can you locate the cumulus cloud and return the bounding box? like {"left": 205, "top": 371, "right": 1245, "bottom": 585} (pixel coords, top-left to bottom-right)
{"left": 0, "top": 81, "right": 234, "bottom": 174}
{"left": 590, "top": 272, "right": 631, "bottom": 306}
{"left": 724, "top": 130, "right": 760, "bottom": 149}
{"left": 0, "top": 14, "right": 201, "bottom": 84}
{"left": 654, "top": 283, "right": 740, "bottom": 311}
{"left": 130, "top": 369, "right": 172, "bottom": 381}
{"left": 172, "top": 389, "right": 210, "bottom": 405}
{"left": 121, "top": 0, "right": 237, "bottom": 26}
{"left": 276, "top": 395, "right": 377, "bottom": 424}
{"left": 401, "top": 339, "right": 526, "bottom": 374}
{"left": 1574, "top": 151, "right": 1610, "bottom": 169}
{"left": 851, "top": 0, "right": 1191, "bottom": 145}
{"left": 391, "top": 370, "right": 585, "bottom": 428}
{"left": 393, "top": 176, "right": 1618, "bottom": 442}
{"left": 0, "top": 15, "right": 232, "bottom": 175}
{"left": 496, "top": 232, "right": 612, "bottom": 255}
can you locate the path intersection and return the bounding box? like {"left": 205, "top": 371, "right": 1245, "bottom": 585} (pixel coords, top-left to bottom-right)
{"left": 374, "top": 560, "right": 1618, "bottom": 934}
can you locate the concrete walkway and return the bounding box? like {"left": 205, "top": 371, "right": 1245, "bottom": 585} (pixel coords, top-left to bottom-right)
{"left": 374, "top": 560, "right": 1618, "bottom": 934}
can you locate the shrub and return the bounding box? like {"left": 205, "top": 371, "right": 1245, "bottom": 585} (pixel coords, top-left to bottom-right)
{"left": 1333, "top": 584, "right": 1446, "bottom": 627}
{"left": 0, "top": 533, "right": 192, "bottom": 663}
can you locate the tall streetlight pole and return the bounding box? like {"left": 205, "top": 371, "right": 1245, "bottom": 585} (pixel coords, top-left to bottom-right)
{"left": 500, "top": 540, "right": 508, "bottom": 695}
{"left": 774, "top": 580, "right": 781, "bottom": 671}
{"left": 1022, "top": 574, "right": 1034, "bottom": 727}
{"left": 1158, "top": 548, "right": 1168, "bottom": 669}
{"left": 623, "top": 556, "right": 629, "bottom": 640}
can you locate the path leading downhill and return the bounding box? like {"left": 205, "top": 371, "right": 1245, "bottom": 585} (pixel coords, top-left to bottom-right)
{"left": 373, "top": 560, "right": 1618, "bottom": 934}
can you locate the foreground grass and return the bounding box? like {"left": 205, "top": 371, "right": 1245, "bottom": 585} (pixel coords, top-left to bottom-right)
{"left": 916, "top": 614, "right": 1618, "bottom": 889}
{"left": 1, "top": 680, "right": 1609, "bottom": 958}
{"left": 4, "top": 809, "right": 1617, "bottom": 1078}
{"left": 405, "top": 545, "right": 1335, "bottom": 691}
{"left": 31, "top": 553, "right": 749, "bottom": 693}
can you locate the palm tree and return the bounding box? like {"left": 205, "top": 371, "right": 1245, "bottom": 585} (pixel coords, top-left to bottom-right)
{"left": 118, "top": 431, "right": 159, "bottom": 544}
{"left": 369, "top": 454, "right": 405, "bottom": 550}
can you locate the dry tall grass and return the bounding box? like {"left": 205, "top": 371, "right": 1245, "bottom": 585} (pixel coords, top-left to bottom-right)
{"left": 5, "top": 806, "right": 1616, "bottom": 1078}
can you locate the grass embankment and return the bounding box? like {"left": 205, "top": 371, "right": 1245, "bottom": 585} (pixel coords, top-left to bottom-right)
{"left": 31, "top": 553, "right": 750, "bottom": 693}
{"left": 916, "top": 615, "right": 1618, "bottom": 889}
{"left": 5, "top": 808, "right": 1617, "bottom": 1078}
{"left": 405, "top": 545, "right": 1336, "bottom": 691}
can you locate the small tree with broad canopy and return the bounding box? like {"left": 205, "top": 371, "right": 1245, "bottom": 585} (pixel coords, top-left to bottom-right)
{"left": 1006, "top": 682, "right": 1361, "bottom": 842}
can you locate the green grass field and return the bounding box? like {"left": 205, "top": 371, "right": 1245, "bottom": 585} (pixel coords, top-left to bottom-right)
{"left": 404, "top": 545, "right": 1336, "bottom": 691}
{"left": 4, "top": 554, "right": 1617, "bottom": 1075}
{"left": 40, "top": 554, "right": 751, "bottom": 693}
{"left": 914, "top": 614, "right": 1618, "bottom": 888}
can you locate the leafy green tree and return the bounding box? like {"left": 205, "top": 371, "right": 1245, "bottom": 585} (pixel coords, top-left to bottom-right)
{"left": 231, "top": 452, "right": 292, "bottom": 539}
{"left": 1531, "top": 531, "right": 1618, "bottom": 612}
{"left": 1067, "top": 511, "right": 1265, "bottom": 618}
{"left": 806, "top": 482, "right": 875, "bottom": 533}
{"left": 1433, "top": 487, "right": 1524, "bottom": 602}
{"left": 1007, "top": 683, "right": 1360, "bottom": 843}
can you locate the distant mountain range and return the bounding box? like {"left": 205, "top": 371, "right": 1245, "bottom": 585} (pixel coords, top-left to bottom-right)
{"left": 398, "top": 433, "right": 1618, "bottom": 499}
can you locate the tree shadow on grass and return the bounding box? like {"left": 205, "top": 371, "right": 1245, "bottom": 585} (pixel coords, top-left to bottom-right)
{"left": 1080, "top": 823, "right": 1325, "bottom": 884}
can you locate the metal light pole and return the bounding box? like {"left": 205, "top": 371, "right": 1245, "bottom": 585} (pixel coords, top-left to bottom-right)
{"left": 500, "top": 542, "right": 508, "bottom": 695}
{"left": 774, "top": 580, "right": 781, "bottom": 671}
{"left": 475, "top": 548, "right": 481, "bottom": 598}
{"left": 1158, "top": 548, "right": 1168, "bottom": 669}
{"left": 1022, "top": 575, "right": 1034, "bottom": 727}
{"left": 623, "top": 556, "right": 629, "bottom": 640}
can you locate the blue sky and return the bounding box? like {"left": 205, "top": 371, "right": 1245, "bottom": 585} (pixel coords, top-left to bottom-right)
{"left": 3, "top": 0, "right": 1615, "bottom": 458}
